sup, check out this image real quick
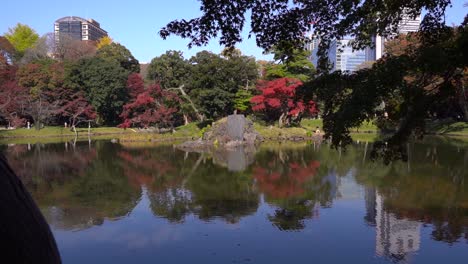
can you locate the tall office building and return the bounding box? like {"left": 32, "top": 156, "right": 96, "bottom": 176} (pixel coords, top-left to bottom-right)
{"left": 366, "top": 11, "right": 421, "bottom": 61}
{"left": 305, "top": 34, "right": 320, "bottom": 64}
{"left": 329, "top": 38, "right": 367, "bottom": 72}
{"left": 372, "top": 192, "right": 421, "bottom": 262}
{"left": 54, "top": 16, "right": 108, "bottom": 44}
{"left": 305, "top": 35, "right": 367, "bottom": 72}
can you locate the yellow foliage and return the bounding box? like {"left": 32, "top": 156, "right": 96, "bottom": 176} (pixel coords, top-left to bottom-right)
{"left": 97, "top": 36, "right": 113, "bottom": 49}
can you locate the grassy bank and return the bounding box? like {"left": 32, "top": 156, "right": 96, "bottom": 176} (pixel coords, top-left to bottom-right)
{"left": 1, "top": 119, "right": 467, "bottom": 145}
{"left": 426, "top": 121, "right": 468, "bottom": 136}
{"left": 0, "top": 123, "right": 200, "bottom": 144}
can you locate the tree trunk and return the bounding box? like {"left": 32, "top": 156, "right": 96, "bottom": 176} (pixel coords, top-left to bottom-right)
{"left": 0, "top": 154, "right": 61, "bottom": 263}
{"left": 183, "top": 114, "right": 189, "bottom": 126}
{"left": 169, "top": 85, "right": 204, "bottom": 122}
{"left": 459, "top": 92, "right": 468, "bottom": 122}
{"left": 278, "top": 113, "right": 285, "bottom": 128}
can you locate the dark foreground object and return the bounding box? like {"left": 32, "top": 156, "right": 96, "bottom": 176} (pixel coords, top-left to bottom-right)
{"left": 0, "top": 154, "right": 61, "bottom": 263}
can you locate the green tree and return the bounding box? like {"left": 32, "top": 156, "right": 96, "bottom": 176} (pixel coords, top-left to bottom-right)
{"left": 96, "top": 43, "right": 139, "bottom": 73}
{"left": 265, "top": 46, "right": 315, "bottom": 82}
{"left": 234, "top": 89, "right": 253, "bottom": 113}
{"left": 188, "top": 50, "right": 258, "bottom": 120}
{"left": 4, "top": 23, "right": 39, "bottom": 60}
{"left": 159, "top": 0, "right": 466, "bottom": 160}
{"left": 65, "top": 57, "right": 129, "bottom": 125}
{"left": 147, "top": 50, "right": 191, "bottom": 88}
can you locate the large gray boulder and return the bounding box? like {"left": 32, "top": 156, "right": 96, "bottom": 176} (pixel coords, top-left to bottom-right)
{"left": 178, "top": 115, "right": 262, "bottom": 151}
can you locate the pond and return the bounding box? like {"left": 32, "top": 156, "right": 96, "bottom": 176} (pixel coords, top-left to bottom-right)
{"left": 1, "top": 138, "right": 467, "bottom": 264}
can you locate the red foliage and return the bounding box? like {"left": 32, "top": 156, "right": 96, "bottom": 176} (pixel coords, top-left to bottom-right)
{"left": 56, "top": 89, "right": 96, "bottom": 127}
{"left": 251, "top": 78, "right": 317, "bottom": 123}
{"left": 126, "top": 73, "right": 145, "bottom": 99}
{"left": 119, "top": 84, "right": 181, "bottom": 129}
{"left": 253, "top": 160, "right": 320, "bottom": 199}
{"left": 0, "top": 79, "right": 28, "bottom": 127}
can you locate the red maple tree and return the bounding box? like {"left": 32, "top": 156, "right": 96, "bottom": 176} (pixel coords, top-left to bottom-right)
{"left": 126, "top": 73, "right": 145, "bottom": 98}
{"left": 0, "top": 64, "right": 29, "bottom": 128}
{"left": 251, "top": 77, "right": 317, "bottom": 126}
{"left": 56, "top": 89, "right": 96, "bottom": 130}
{"left": 119, "top": 84, "right": 181, "bottom": 129}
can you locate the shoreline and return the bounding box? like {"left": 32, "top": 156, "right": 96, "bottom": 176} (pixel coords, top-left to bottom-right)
{"left": 1, "top": 130, "right": 468, "bottom": 145}
{"left": 1, "top": 120, "right": 467, "bottom": 144}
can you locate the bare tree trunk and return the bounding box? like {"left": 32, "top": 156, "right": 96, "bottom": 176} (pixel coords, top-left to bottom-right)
{"left": 278, "top": 113, "right": 285, "bottom": 128}
{"left": 168, "top": 85, "right": 204, "bottom": 122}
{"left": 0, "top": 154, "right": 61, "bottom": 263}
{"left": 183, "top": 114, "right": 189, "bottom": 126}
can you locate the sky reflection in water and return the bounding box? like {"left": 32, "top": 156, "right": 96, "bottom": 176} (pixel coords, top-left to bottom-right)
{"left": 2, "top": 138, "right": 467, "bottom": 264}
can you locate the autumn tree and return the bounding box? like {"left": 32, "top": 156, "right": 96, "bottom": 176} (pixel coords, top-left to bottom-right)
{"left": 22, "top": 92, "right": 59, "bottom": 130}
{"left": 119, "top": 84, "right": 181, "bottom": 129}
{"left": 55, "top": 88, "right": 96, "bottom": 132}
{"left": 16, "top": 60, "right": 60, "bottom": 95}
{"left": 126, "top": 72, "right": 145, "bottom": 98}
{"left": 0, "top": 79, "right": 28, "bottom": 127}
{"left": 96, "top": 36, "right": 113, "bottom": 49}
{"left": 54, "top": 35, "right": 96, "bottom": 61}
{"left": 12, "top": 61, "right": 64, "bottom": 129}
{"left": 251, "top": 78, "right": 317, "bottom": 127}
{"left": 159, "top": 0, "right": 464, "bottom": 160}
{"left": 4, "top": 23, "right": 39, "bottom": 61}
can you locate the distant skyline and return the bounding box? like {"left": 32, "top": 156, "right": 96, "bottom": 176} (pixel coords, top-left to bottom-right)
{"left": 1, "top": 0, "right": 466, "bottom": 63}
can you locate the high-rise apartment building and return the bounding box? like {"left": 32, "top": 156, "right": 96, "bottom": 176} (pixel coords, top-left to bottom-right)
{"left": 54, "top": 16, "right": 108, "bottom": 44}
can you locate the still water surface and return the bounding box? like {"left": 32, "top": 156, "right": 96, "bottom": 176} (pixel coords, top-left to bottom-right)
{"left": 2, "top": 138, "right": 468, "bottom": 264}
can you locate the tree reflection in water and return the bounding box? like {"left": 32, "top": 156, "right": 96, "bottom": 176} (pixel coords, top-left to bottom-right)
{"left": 3, "top": 141, "right": 141, "bottom": 230}
{"left": 1, "top": 137, "right": 467, "bottom": 252}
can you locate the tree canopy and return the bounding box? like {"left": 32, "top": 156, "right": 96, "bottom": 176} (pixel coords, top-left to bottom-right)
{"left": 265, "top": 46, "right": 315, "bottom": 82}
{"left": 160, "top": 0, "right": 467, "bottom": 161}
{"left": 160, "top": 0, "right": 450, "bottom": 62}
{"left": 146, "top": 50, "right": 191, "bottom": 88}
{"left": 64, "top": 57, "right": 129, "bottom": 125}
{"left": 4, "top": 23, "right": 39, "bottom": 59}
{"left": 96, "top": 43, "right": 140, "bottom": 73}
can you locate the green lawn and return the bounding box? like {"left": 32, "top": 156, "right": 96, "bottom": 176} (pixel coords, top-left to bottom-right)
{"left": 0, "top": 119, "right": 380, "bottom": 143}
{"left": 426, "top": 121, "right": 468, "bottom": 136}
{"left": 0, "top": 126, "right": 127, "bottom": 138}
{"left": 253, "top": 119, "right": 378, "bottom": 139}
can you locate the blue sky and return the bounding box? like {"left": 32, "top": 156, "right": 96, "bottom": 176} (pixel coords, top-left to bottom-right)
{"left": 1, "top": 0, "right": 466, "bottom": 63}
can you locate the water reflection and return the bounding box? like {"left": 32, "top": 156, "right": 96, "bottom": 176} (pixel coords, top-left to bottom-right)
{"left": 1, "top": 138, "right": 467, "bottom": 263}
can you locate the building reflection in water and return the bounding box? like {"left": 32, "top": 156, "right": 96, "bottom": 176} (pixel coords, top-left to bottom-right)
{"left": 366, "top": 187, "right": 421, "bottom": 262}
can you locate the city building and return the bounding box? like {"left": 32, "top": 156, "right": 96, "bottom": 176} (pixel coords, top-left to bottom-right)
{"left": 54, "top": 16, "right": 108, "bottom": 44}
{"left": 329, "top": 38, "right": 367, "bottom": 72}
{"left": 307, "top": 10, "right": 421, "bottom": 69}
{"left": 364, "top": 188, "right": 421, "bottom": 262}
{"left": 366, "top": 12, "right": 421, "bottom": 61}
{"left": 305, "top": 34, "right": 320, "bottom": 65}
{"left": 305, "top": 35, "right": 368, "bottom": 72}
